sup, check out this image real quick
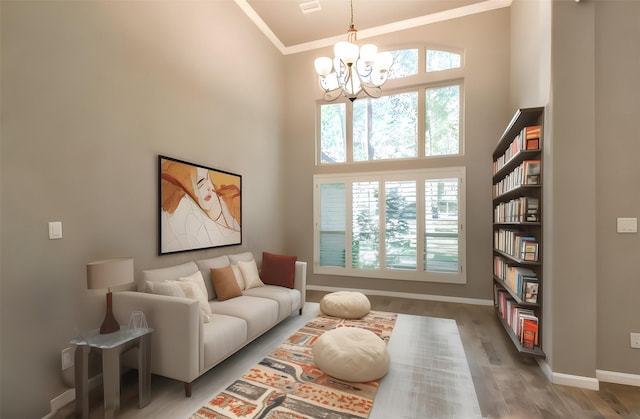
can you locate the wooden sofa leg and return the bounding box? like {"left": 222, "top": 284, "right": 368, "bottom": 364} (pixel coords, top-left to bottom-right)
{"left": 299, "top": 307, "right": 303, "bottom": 315}
{"left": 185, "top": 382, "right": 192, "bottom": 397}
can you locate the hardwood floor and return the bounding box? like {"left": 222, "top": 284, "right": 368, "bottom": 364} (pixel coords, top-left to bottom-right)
{"left": 55, "top": 291, "right": 640, "bottom": 419}
{"left": 305, "top": 291, "right": 640, "bottom": 419}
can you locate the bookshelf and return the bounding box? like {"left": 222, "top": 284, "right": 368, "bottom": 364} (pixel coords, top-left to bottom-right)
{"left": 492, "top": 107, "right": 545, "bottom": 357}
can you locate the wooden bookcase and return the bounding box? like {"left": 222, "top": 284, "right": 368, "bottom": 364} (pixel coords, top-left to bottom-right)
{"left": 491, "top": 107, "right": 545, "bottom": 357}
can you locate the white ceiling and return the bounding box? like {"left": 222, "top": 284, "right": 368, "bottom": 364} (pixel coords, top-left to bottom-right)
{"left": 233, "top": 0, "right": 512, "bottom": 54}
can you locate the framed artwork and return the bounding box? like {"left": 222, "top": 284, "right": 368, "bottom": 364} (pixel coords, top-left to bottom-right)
{"left": 159, "top": 155, "right": 242, "bottom": 255}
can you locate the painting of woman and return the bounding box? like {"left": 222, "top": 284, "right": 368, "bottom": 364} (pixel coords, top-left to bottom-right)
{"left": 159, "top": 156, "right": 241, "bottom": 254}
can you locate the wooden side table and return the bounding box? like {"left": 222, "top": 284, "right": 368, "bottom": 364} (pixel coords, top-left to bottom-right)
{"left": 71, "top": 327, "right": 153, "bottom": 419}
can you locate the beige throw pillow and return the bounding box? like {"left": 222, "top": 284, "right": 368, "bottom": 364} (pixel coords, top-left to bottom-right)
{"left": 231, "top": 264, "right": 245, "bottom": 290}
{"left": 210, "top": 266, "right": 243, "bottom": 301}
{"left": 146, "top": 280, "right": 185, "bottom": 297}
{"left": 238, "top": 259, "right": 264, "bottom": 289}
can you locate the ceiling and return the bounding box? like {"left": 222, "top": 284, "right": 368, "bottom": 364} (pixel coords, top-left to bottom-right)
{"left": 234, "top": 0, "right": 512, "bottom": 54}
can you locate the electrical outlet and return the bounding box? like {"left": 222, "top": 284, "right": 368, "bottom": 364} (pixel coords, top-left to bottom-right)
{"left": 630, "top": 333, "right": 640, "bottom": 349}
{"left": 61, "top": 347, "right": 74, "bottom": 370}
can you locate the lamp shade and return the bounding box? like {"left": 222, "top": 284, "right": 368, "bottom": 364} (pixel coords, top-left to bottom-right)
{"left": 87, "top": 257, "right": 134, "bottom": 290}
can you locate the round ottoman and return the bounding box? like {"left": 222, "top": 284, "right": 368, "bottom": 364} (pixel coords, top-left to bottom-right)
{"left": 320, "top": 291, "right": 371, "bottom": 319}
{"left": 312, "top": 327, "right": 390, "bottom": 382}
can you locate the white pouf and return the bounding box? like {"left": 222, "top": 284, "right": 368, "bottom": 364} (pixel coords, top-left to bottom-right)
{"left": 320, "top": 291, "right": 371, "bottom": 319}
{"left": 312, "top": 327, "right": 390, "bottom": 383}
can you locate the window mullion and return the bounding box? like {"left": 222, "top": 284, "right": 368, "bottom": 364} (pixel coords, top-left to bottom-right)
{"left": 345, "top": 181, "right": 353, "bottom": 269}
{"left": 418, "top": 88, "right": 426, "bottom": 159}
{"left": 346, "top": 102, "right": 354, "bottom": 163}
{"left": 416, "top": 175, "right": 426, "bottom": 272}
{"left": 378, "top": 178, "right": 387, "bottom": 270}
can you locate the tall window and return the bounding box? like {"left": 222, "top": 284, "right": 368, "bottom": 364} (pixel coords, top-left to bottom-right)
{"left": 315, "top": 47, "right": 466, "bottom": 284}
{"left": 314, "top": 168, "right": 466, "bottom": 284}
{"left": 319, "top": 47, "right": 463, "bottom": 163}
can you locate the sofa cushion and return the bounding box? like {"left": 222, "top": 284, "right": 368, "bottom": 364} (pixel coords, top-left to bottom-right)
{"left": 238, "top": 259, "right": 264, "bottom": 289}
{"left": 210, "top": 266, "right": 242, "bottom": 301}
{"left": 260, "top": 252, "right": 297, "bottom": 289}
{"left": 228, "top": 252, "right": 255, "bottom": 264}
{"left": 195, "top": 255, "right": 231, "bottom": 300}
{"left": 202, "top": 314, "right": 248, "bottom": 369}
{"left": 243, "top": 285, "right": 301, "bottom": 322}
{"left": 210, "top": 296, "right": 278, "bottom": 340}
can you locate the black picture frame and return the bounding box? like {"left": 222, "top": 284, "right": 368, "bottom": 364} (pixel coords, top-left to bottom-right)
{"left": 158, "top": 155, "right": 242, "bottom": 255}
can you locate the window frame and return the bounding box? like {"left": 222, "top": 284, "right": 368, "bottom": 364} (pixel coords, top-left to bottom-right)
{"left": 313, "top": 167, "right": 466, "bottom": 284}
{"left": 317, "top": 80, "right": 464, "bottom": 164}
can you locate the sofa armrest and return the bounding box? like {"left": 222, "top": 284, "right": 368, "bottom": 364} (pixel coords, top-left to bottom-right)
{"left": 113, "top": 291, "right": 202, "bottom": 384}
{"left": 293, "top": 261, "right": 307, "bottom": 312}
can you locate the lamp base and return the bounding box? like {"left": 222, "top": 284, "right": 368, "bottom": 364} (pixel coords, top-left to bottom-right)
{"left": 100, "top": 291, "right": 120, "bottom": 334}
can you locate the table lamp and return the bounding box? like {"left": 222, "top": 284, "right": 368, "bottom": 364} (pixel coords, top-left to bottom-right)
{"left": 87, "top": 257, "right": 134, "bottom": 334}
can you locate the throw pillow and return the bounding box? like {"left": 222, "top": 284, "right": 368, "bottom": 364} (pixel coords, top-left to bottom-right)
{"left": 173, "top": 280, "right": 212, "bottom": 323}
{"left": 210, "top": 266, "right": 243, "bottom": 301}
{"left": 238, "top": 259, "right": 264, "bottom": 289}
{"left": 145, "top": 280, "right": 186, "bottom": 298}
{"left": 174, "top": 279, "right": 211, "bottom": 313}
{"left": 179, "top": 271, "right": 210, "bottom": 302}
{"left": 231, "top": 264, "right": 245, "bottom": 290}
{"left": 260, "top": 252, "right": 297, "bottom": 289}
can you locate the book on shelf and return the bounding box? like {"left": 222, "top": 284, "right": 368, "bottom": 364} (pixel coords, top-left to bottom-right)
{"left": 521, "top": 241, "right": 539, "bottom": 261}
{"left": 520, "top": 315, "right": 539, "bottom": 349}
{"left": 525, "top": 197, "right": 539, "bottom": 222}
{"left": 523, "top": 125, "right": 541, "bottom": 150}
{"left": 524, "top": 279, "right": 539, "bottom": 304}
{"left": 523, "top": 160, "right": 541, "bottom": 185}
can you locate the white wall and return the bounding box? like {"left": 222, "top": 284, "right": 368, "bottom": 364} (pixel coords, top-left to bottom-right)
{"left": 0, "top": 1, "right": 286, "bottom": 417}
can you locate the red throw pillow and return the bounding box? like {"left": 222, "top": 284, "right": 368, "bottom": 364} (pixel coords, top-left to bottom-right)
{"left": 260, "top": 252, "right": 297, "bottom": 289}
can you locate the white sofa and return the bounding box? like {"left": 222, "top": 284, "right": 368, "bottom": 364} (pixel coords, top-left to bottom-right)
{"left": 113, "top": 251, "right": 306, "bottom": 396}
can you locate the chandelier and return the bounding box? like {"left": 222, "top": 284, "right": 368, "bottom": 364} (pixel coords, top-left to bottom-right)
{"left": 314, "top": 0, "right": 393, "bottom": 102}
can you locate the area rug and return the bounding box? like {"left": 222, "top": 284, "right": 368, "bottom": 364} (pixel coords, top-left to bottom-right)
{"left": 190, "top": 310, "right": 398, "bottom": 419}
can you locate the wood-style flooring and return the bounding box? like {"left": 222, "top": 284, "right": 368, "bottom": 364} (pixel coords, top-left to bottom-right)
{"left": 306, "top": 291, "right": 640, "bottom": 419}
{"left": 55, "top": 291, "right": 640, "bottom": 419}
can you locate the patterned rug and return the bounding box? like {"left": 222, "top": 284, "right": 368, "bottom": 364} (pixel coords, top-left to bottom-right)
{"left": 190, "top": 311, "right": 398, "bottom": 419}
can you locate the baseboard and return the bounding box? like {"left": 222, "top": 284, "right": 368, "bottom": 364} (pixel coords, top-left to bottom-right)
{"left": 536, "top": 359, "right": 640, "bottom": 390}
{"left": 306, "top": 285, "right": 494, "bottom": 306}
{"left": 597, "top": 369, "right": 640, "bottom": 387}
{"left": 42, "top": 388, "right": 75, "bottom": 419}
{"left": 552, "top": 372, "right": 600, "bottom": 391}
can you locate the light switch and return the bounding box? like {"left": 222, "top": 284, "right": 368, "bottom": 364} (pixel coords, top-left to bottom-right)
{"left": 616, "top": 218, "right": 637, "bottom": 233}
{"left": 48, "top": 221, "right": 63, "bottom": 239}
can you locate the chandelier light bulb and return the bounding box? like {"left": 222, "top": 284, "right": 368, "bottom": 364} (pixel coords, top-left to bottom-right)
{"left": 314, "top": 57, "right": 333, "bottom": 76}
{"left": 334, "top": 41, "right": 359, "bottom": 65}
{"left": 374, "top": 51, "right": 394, "bottom": 73}
{"left": 359, "top": 44, "right": 378, "bottom": 65}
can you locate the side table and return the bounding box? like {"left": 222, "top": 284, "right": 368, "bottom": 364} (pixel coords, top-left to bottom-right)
{"left": 71, "top": 327, "right": 153, "bottom": 419}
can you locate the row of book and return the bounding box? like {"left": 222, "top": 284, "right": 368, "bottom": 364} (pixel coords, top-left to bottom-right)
{"left": 493, "top": 256, "right": 539, "bottom": 304}
{"left": 493, "top": 125, "right": 541, "bottom": 175}
{"left": 494, "top": 229, "right": 539, "bottom": 261}
{"left": 494, "top": 285, "right": 540, "bottom": 349}
{"left": 493, "top": 159, "right": 541, "bottom": 197}
{"left": 494, "top": 196, "right": 539, "bottom": 223}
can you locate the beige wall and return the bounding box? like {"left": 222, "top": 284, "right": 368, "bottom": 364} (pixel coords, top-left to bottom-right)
{"left": 509, "top": 0, "right": 640, "bottom": 383}
{"left": 593, "top": 0, "right": 640, "bottom": 377}
{"left": 0, "top": 1, "right": 286, "bottom": 417}
{"left": 549, "top": 0, "right": 598, "bottom": 379}
{"left": 2, "top": 0, "right": 639, "bottom": 417}
{"left": 283, "top": 9, "right": 512, "bottom": 302}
